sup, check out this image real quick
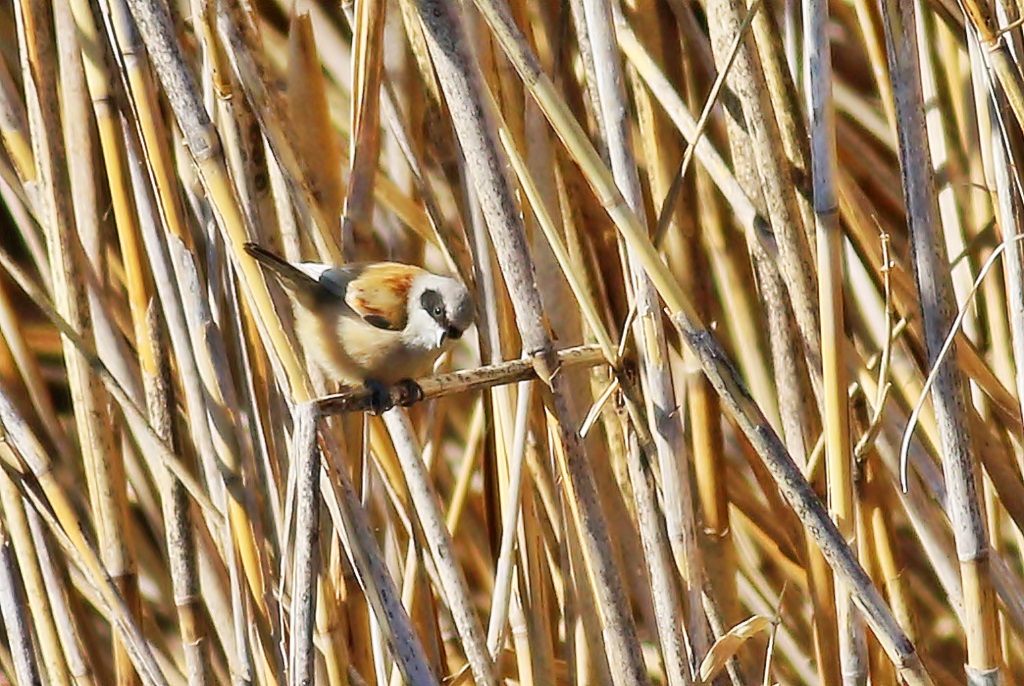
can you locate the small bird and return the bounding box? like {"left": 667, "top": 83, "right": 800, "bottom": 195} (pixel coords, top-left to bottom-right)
{"left": 245, "top": 243, "right": 473, "bottom": 410}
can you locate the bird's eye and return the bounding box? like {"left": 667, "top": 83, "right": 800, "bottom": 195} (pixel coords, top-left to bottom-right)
{"left": 433, "top": 306, "right": 443, "bottom": 317}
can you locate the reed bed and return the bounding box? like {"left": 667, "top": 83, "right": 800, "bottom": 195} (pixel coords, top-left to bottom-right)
{"left": 1, "top": 0, "right": 1023, "bottom": 682}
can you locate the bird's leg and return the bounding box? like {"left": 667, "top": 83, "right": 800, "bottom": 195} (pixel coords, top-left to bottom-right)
{"left": 395, "top": 379, "right": 424, "bottom": 407}
{"left": 364, "top": 380, "right": 394, "bottom": 415}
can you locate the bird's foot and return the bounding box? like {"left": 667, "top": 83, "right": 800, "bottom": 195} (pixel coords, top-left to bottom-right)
{"left": 395, "top": 379, "right": 424, "bottom": 407}
{"left": 364, "top": 380, "right": 394, "bottom": 415}
{"left": 364, "top": 379, "right": 423, "bottom": 414}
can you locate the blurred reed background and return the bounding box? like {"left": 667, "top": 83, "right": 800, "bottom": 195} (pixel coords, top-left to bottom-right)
{"left": 0, "top": 0, "right": 1022, "bottom": 682}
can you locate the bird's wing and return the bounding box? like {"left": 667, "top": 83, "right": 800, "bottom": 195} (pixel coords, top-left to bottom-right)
{"left": 247, "top": 245, "right": 424, "bottom": 331}
{"left": 331, "top": 262, "right": 425, "bottom": 331}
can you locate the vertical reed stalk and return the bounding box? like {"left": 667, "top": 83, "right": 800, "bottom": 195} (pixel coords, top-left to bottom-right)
{"left": 0, "top": 518, "right": 40, "bottom": 686}
{"left": 804, "top": 0, "right": 865, "bottom": 680}
{"left": 410, "top": 2, "right": 651, "bottom": 684}
{"left": 0, "top": 456, "right": 70, "bottom": 685}
{"left": 15, "top": 0, "right": 139, "bottom": 680}
{"left": 581, "top": 0, "right": 707, "bottom": 665}
{"left": 879, "top": 0, "right": 1002, "bottom": 679}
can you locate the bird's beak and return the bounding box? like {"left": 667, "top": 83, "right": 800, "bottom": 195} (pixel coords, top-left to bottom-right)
{"left": 436, "top": 328, "right": 448, "bottom": 348}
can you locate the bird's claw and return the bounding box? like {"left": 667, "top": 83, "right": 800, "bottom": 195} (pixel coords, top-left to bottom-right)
{"left": 364, "top": 380, "right": 423, "bottom": 413}
{"left": 395, "top": 379, "right": 424, "bottom": 407}
{"left": 364, "top": 381, "right": 394, "bottom": 415}
{"left": 364, "top": 379, "right": 423, "bottom": 414}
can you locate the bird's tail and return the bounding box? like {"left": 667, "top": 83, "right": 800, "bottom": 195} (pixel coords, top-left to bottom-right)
{"left": 244, "top": 243, "right": 319, "bottom": 292}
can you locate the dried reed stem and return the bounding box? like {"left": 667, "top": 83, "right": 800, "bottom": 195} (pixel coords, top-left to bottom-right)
{"left": 879, "top": 0, "right": 1002, "bottom": 678}
{"left": 410, "top": 2, "right": 650, "bottom": 684}
{"left": 804, "top": 0, "right": 865, "bottom": 679}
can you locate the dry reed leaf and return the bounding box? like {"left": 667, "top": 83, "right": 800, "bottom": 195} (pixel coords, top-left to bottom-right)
{"left": 288, "top": 13, "right": 344, "bottom": 223}
{"left": 697, "top": 614, "right": 774, "bottom": 684}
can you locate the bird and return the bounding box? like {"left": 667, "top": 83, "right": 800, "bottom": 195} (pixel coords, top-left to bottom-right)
{"left": 244, "top": 243, "right": 473, "bottom": 411}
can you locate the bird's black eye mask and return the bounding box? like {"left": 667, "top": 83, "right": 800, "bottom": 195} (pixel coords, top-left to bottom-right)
{"left": 421, "top": 289, "right": 448, "bottom": 327}
{"left": 422, "top": 289, "right": 464, "bottom": 341}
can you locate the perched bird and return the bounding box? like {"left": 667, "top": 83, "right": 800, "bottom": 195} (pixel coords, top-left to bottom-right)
{"left": 245, "top": 243, "right": 473, "bottom": 409}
